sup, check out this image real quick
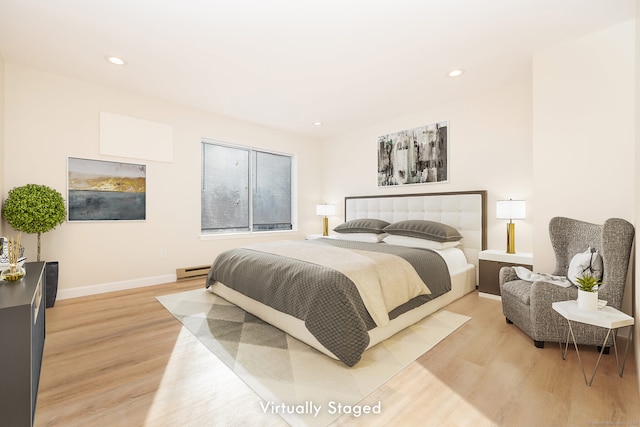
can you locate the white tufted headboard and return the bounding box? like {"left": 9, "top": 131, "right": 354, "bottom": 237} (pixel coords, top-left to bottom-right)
{"left": 345, "top": 191, "right": 487, "bottom": 274}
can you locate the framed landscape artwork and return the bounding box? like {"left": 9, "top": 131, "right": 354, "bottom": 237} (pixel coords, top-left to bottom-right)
{"left": 67, "top": 157, "right": 146, "bottom": 221}
{"left": 377, "top": 121, "right": 448, "bottom": 187}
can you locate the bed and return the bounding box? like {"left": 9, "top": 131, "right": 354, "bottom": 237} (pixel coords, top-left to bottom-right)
{"left": 206, "top": 191, "right": 486, "bottom": 366}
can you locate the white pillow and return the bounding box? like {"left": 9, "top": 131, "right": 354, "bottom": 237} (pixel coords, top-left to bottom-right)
{"left": 567, "top": 247, "right": 603, "bottom": 285}
{"left": 383, "top": 234, "right": 461, "bottom": 250}
{"left": 334, "top": 232, "right": 387, "bottom": 243}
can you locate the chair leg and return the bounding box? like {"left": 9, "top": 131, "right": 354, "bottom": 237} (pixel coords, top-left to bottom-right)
{"left": 506, "top": 318, "right": 513, "bottom": 324}
{"left": 534, "top": 340, "right": 545, "bottom": 348}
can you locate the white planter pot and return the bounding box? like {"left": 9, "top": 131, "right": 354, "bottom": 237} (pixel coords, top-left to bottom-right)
{"left": 577, "top": 289, "right": 598, "bottom": 310}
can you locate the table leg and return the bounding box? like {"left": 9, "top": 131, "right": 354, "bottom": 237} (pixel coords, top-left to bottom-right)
{"left": 560, "top": 327, "right": 570, "bottom": 360}
{"left": 616, "top": 325, "right": 633, "bottom": 377}
{"left": 566, "top": 319, "right": 612, "bottom": 386}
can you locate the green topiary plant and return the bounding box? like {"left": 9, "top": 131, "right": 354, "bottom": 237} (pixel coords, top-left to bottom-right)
{"left": 2, "top": 184, "right": 66, "bottom": 262}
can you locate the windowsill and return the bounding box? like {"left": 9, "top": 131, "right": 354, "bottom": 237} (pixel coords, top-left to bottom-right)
{"left": 199, "top": 229, "right": 300, "bottom": 241}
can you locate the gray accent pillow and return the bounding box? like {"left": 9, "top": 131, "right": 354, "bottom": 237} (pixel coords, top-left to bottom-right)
{"left": 383, "top": 220, "right": 462, "bottom": 242}
{"left": 333, "top": 218, "right": 390, "bottom": 234}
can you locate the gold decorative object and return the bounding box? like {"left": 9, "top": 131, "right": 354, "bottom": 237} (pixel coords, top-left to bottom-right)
{"left": 1, "top": 234, "right": 26, "bottom": 282}
{"left": 316, "top": 204, "right": 335, "bottom": 236}
{"left": 496, "top": 199, "right": 526, "bottom": 254}
{"left": 506, "top": 222, "right": 516, "bottom": 254}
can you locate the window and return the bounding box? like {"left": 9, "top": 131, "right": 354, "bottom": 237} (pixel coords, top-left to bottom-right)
{"left": 201, "top": 140, "right": 294, "bottom": 234}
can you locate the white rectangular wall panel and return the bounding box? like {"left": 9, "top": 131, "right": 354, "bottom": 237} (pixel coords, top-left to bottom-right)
{"left": 100, "top": 111, "right": 173, "bottom": 162}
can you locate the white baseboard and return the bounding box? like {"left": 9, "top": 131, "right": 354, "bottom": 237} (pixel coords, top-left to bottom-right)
{"left": 478, "top": 291, "right": 502, "bottom": 301}
{"left": 56, "top": 274, "right": 177, "bottom": 300}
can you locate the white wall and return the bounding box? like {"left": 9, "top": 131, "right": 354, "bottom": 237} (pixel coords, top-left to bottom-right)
{"left": 532, "top": 20, "right": 636, "bottom": 273}
{"left": 533, "top": 21, "right": 637, "bottom": 391}
{"left": 322, "top": 76, "right": 534, "bottom": 253}
{"left": 2, "top": 63, "right": 325, "bottom": 293}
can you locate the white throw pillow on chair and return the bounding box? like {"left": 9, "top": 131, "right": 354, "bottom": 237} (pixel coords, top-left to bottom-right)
{"left": 567, "top": 247, "right": 603, "bottom": 285}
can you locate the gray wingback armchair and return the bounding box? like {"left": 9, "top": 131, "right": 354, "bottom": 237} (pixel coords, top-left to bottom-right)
{"left": 499, "top": 217, "right": 634, "bottom": 349}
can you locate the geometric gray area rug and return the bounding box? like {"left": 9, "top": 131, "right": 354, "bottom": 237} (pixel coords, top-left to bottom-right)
{"left": 156, "top": 288, "right": 470, "bottom": 427}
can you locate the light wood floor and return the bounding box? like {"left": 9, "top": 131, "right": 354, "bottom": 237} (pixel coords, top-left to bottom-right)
{"left": 35, "top": 281, "right": 640, "bottom": 427}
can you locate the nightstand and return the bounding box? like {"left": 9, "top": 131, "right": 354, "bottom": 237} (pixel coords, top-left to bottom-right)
{"left": 478, "top": 249, "right": 533, "bottom": 297}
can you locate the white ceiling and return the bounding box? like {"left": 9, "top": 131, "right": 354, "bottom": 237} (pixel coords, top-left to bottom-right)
{"left": 0, "top": 0, "right": 635, "bottom": 139}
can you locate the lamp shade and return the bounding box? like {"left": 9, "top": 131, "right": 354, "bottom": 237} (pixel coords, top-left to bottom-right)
{"left": 316, "top": 204, "right": 335, "bottom": 217}
{"left": 496, "top": 200, "right": 526, "bottom": 220}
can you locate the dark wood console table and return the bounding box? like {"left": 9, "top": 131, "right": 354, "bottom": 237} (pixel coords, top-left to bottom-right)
{"left": 0, "top": 261, "right": 46, "bottom": 426}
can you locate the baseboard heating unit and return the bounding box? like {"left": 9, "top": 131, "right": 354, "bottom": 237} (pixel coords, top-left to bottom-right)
{"left": 176, "top": 265, "right": 211, "bottom": 281}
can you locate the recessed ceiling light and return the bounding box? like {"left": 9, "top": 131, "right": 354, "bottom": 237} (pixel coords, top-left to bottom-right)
{"left": 104, "top": 55, "right": 127, "bottom": 66}
{"left": 313, "top": 121, "right": 324, "bottom": 126}
{"left": 448, "top": 69, "right": 464, "bottom": 77}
